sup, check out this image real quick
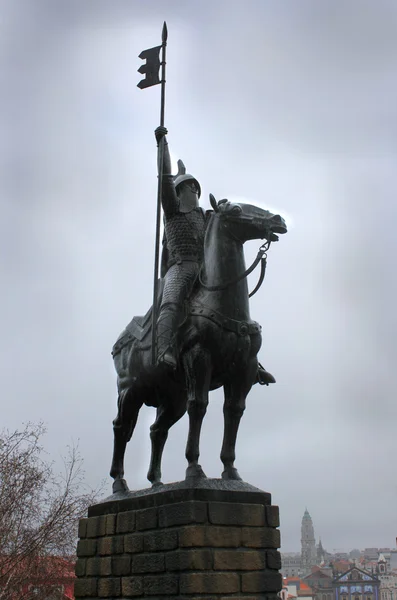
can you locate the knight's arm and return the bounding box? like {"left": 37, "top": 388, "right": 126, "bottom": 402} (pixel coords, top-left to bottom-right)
{"left": 160, "top": 230, "right": 169, "bottom": 279}
{"left": 156, "top": 130, "right": 179, "bottom": 216}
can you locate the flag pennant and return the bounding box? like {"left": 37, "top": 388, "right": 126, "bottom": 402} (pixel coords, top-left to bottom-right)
{"left": 137, "top": 45, "right": 161, "bottom": 89}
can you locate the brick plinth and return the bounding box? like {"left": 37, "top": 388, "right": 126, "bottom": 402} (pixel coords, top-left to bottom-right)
{"left": 74, "top": 481, "right": 281, "bottom": 599}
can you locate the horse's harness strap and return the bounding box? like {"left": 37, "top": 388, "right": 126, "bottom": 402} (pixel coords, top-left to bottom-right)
{"left": 190, "top": 304, "right": 261, "bottom": 337}
{"left": 199, "top": 240, "right": 270, "bottom": 295}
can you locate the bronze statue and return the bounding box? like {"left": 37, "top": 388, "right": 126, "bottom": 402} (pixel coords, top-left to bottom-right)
{"left": 155, "top": 126, "right": 275, "bottom": 387}
{"left": 109, "top": 25, "right": 287, "bottom": 492}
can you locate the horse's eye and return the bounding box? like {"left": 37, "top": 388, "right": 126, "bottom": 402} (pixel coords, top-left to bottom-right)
{"left": 231, "top": 206, "right": 242, "bottom": 216}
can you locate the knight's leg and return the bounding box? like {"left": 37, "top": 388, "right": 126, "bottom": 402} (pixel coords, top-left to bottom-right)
{"left": 183, "top": 347, "right": 211, "bottom": 480}
{"left": 147, "top": 398, "right": 186, "bottom": 485}
{"left": 157, "top": 262, "right": 199, "bottom": 369}
{"left": 220, "top": 364, "right": 256, "bottom": 480}
{"left": 110, "top": 387, "right": 143, "bottom": 493}
{"left": 156, "top": 302, "right": 182, "bottom": 368}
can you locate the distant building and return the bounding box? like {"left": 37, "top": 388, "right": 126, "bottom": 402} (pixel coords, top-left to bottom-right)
{"left": 364, "top": 550, "right": 381, "bottom": 562}
{"left": 301, "top": 509, "right": 317, "bottom": 576}
{"left": 332, "top": 565, "right": 380, "bottom": 600}
{"left": 389, "top": 552, "right": 397, "bottom": 572}
{"left": 282, "top": 553, "right": 303, "bottom": 578}
{"left": 304, "top": 568, "right": 333, "bottom": 600}
{"left": 375, "top": 553, "right": 397, "bottom": 600}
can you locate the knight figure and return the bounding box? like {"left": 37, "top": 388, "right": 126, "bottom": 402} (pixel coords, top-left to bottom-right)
{"left": 155, "top": 126, "right": 274, "bottom": 386}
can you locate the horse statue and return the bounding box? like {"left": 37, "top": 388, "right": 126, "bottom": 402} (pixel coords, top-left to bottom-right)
{"left": 110, "top": 195, "right": 287, "bottom": 492}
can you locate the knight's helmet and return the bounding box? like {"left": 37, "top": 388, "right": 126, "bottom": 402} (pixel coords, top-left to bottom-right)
{"left": 173, "top": 159, "right": 201, "bottom": 213}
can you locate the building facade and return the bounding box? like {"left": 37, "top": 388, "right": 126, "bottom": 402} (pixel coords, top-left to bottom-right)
{"left": 333, "top": 566, "right": 380, "bottom": 600}
{"left": 282, "top": 553, "right": 303, "bottom": 578}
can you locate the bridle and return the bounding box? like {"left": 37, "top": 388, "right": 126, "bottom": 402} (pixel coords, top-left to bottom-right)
{"left": 199, "top": 234, "right": 272, "bottom": 298}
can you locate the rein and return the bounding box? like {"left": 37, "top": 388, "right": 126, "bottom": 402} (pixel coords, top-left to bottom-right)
{"left": 199, "top": 239, "right": 271, "bottom": 298}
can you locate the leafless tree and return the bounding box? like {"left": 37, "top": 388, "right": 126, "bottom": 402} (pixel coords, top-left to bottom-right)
{"left": 0, "top": 422, "right": 101, "bottom": 599}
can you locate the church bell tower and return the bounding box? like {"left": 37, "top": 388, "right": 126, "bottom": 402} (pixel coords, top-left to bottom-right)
{"left": 301, "top": 508, "right": 316, "bottom": 575}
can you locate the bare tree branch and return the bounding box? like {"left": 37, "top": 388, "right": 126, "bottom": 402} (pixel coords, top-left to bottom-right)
{"left": 0, "top": 423, "right": 102, "bottom": 599}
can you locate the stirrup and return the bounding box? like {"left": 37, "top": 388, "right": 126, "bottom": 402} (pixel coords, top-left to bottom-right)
{"left": 157, "top": 346, "right": 178, "bottom": 370}
{"left": 256, "top": 363, "right": 276, "bottom": 386}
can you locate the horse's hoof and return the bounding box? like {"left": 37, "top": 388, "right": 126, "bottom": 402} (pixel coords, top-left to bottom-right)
{"left": 185, "top": 464, "right": 207, "bottom": 480}
{"left": 222, "top": 467, "right": 242, "bottom": 481}
{"left": 151, "top": 480, "right": 163, "bottom": 488}
{"left": 147, "top": 470, "right": 161, "bottom": 484}
{"left": 112, "top": 478, "right": 129, "bottom": 493}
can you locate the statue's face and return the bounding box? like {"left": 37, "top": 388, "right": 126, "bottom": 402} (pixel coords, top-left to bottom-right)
{"left": 177, "top": 181, "right": 200, "bottom": 213}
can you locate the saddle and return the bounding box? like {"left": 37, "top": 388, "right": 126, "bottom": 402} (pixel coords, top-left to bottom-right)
{"left": 112, "top": 280, "right": 164, "bottom": 357}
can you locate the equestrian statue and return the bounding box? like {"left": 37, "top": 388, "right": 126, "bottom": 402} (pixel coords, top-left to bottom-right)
{"left": 109, "top": 24, "right": 287, "bottom": 492}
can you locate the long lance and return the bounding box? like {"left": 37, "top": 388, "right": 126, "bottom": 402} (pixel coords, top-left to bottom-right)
{"left": 151, "top": 22, "right": 168, "bottom": 365}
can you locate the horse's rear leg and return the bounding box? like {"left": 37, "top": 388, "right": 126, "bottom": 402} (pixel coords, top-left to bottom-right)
{"left": 110, "top": 388, "right": 143, "bottom": 493}
{"left": 183, "top": 348, "right": 211, "bottom": 480}
{"left": 147, "top": 398, "right": 186, "bottom": 486}
{"left": 221, "top": 368, "right": 254, "bottom": 481}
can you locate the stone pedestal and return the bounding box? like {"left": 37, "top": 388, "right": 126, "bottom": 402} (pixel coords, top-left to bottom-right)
{"left": 74, "top": 480, "right": 281, "bottom": 599}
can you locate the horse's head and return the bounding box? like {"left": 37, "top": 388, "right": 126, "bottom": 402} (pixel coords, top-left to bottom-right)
{"left": 209, "top": 194, "right": 287, "bottom": 243}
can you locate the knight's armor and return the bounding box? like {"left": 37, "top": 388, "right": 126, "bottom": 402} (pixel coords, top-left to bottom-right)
{"left": 156, "top": 138, "right": 206, "bottom": 368}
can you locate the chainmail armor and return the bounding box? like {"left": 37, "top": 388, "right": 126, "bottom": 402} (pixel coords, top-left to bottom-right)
{"left": 161, "top": 262, "right": 200, "bottom": 306}
{"left": 164, "top": 208, "right": 206, "bottom": 269}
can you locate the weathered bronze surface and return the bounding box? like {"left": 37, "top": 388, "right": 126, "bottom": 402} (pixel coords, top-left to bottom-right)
{"left": 110, "top": 129, "right": 287, "bottom": 492}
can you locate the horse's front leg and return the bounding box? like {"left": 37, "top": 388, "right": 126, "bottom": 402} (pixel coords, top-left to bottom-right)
{"left": 221, "top": 362, "right": 256, "bottom": 481}
{"left": 110, "top": 387, "right": 142, "bottom": 493}
{"left": 183, "top": 347, "right": 211, "bottom": 480}
{"left": 147, "top": 397, "right": 186, "bottom": 486}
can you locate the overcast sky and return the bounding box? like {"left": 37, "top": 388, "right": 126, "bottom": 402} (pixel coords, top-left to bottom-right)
{"left": 1, "top": 0, "right": 397, "bottom": 553}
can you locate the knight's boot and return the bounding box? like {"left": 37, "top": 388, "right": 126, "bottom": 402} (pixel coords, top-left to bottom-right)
{"left": 256, "top": 362, "right": 276, "bottom": 386}
{"left": 156, "top": 303, "right": 180, "bottom": 369}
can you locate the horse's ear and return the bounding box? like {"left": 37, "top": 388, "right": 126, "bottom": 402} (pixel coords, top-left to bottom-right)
{"left": 209, "top": 193, "right": 219, "bottom": 212}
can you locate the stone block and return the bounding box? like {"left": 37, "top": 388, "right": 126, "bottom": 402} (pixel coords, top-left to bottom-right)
{"left": 214, "top": 548, "right": 266, "bottom": 570}
{"left": 267, "top": 549, "right": 282, "bottom": 570}
{"left": 117, "top": 510, "right": 136, "bottom": 534}
{"left": 136, "top": 507, "right": 158, "bottom": 531}
{"left": 75, "top": 559, "right": 86, "bottom": 577}
{"left": 78, "top": 518, "right": 88, "bottom": 539}
{"left": 241, "top": 526, "right": 280, "bottom": 548}
{"left": 209, "top": 501, "right": 265, "bottom": 526}
{"left": 105, "top": 513, "right": 116, "bottom": 535}
{"left": 97, "top": 535, "right": 124, "bottom": 556}
{"left": 166, "top": 548, "right": 213, "bottom": 571}
{"left": 143, "top": 574, "right": 179, "bottom": 596}
{"left": 158, "top": 501, "right": 207, "bottom": 527}
{"left": 87, "top": 515, "right": 107, "bottom": 538}
{"left": 180, "top": 572, "right": 240, "bottom": 595}
{"left": 179, "top": 524, "right": 241, "bottom": 548}
{"left": 98, "top": 577, "right": 121, "bottom": 597}
{"left": 132, "top": 552, "right": 165, "bottom": 573}
{"left": 74, "top": 577, "right": 98, "bottom": 597}
{"left": 241, "top": 571, "right": 282, "bottom": 593}
{"left": 77, "top": 539, "right": 97, "bottom": 557}
{"left": 266, "top": 505, "right": 280, "bottom": 528}
{"left": 86, "top": 557, "right": 112, "bottom": 577}
{"left": 124, "top": 533, "right": 144, "bottom": 554}
{"left": 221, "top": 597, "right": 263, "bottom": 600}
{"left": 111, "top": 556, "right": 131, "bottom": 576}
{"left": 144, "top": 529, "right": 178, "bottom": 552}
{"left": 122, "top": 576, "right": 143, "bottom": 597}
